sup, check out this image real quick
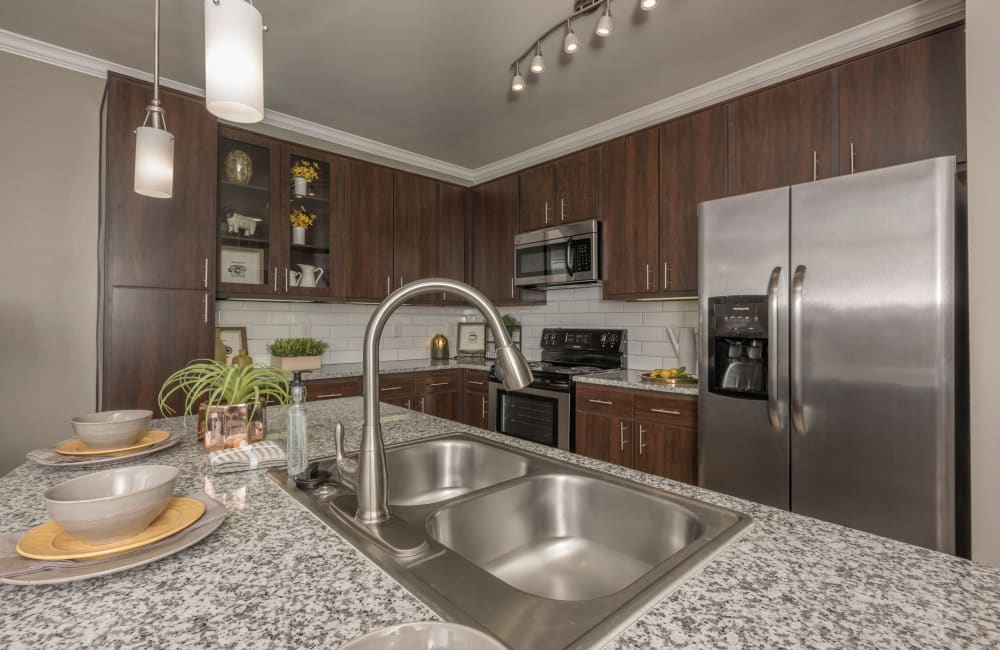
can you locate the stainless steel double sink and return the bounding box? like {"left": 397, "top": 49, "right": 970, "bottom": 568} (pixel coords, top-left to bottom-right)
{"left": 269, "top": 433, "right": 751, "bottom": 649}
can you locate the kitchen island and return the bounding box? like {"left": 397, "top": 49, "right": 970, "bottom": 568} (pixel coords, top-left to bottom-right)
{"left": 1, "top": 398, "right": 999, "bottom": 648}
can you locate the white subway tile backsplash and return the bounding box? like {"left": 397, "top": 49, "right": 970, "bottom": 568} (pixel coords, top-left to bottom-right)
{"left": 641, "top": 311, "right": 686, "bottom": 327}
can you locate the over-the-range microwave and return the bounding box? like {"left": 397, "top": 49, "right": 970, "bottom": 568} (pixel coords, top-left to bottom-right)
{"left": 513, "top": 219, "right": 601, "bottom": 289}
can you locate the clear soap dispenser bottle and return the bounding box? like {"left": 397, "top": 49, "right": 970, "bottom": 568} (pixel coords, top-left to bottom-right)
{"left": 287, "top": 371, "right": 308, "bottom": 478}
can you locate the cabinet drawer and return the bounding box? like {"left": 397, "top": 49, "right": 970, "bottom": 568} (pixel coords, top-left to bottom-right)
{"left": 464, "top": 370, "right": 489, "bottom": 393}
{"left": 305, "top": 377, "right": 360, "bottom": 401}
{"left": 633, "top": 392, "right": 697, "bottom": 427}
{"left": 575, "top": 384, "right": 633, "bottom": 418}
{"left": 415, "top": 371, "right": 459, "bottom": 393}
{"left": 379, "top": 374, "right": 415, "bottom": 396}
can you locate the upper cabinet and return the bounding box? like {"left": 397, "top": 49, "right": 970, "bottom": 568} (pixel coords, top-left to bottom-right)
{"left": 438, "top": 184, "right": 469, "bottom": 302}
{"left": 343, "top": 159, "right": 394, "bottom": 301}
{"left": 837, "top": 25, "right": 966, "bottom": 174}
{"left": 518, "top": 147, "right": 600, "bottom": 233}
{"left": 393, "top": 172, "right": 439, "bottom": 290}
{"left": 730, "top": 70, "right": 834, "bottom": 194}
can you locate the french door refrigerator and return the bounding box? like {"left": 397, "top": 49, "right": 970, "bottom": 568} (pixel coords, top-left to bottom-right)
{"left": 698, "top": 156, "right": 967, "bottom": 555}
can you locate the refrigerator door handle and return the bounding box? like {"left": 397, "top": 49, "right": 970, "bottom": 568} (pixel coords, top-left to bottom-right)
{"left": 791, "top": 264, "right": 807, "bottom": 436}
{"left": 767, "top": 266, "right": 783, "bottom": 432}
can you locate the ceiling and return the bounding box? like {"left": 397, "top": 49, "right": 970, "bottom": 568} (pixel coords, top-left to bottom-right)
{"left": 0, "top": 0, "right": 926, "bottom": 170}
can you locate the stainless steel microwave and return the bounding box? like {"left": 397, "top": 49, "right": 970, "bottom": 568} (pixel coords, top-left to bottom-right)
{"left": 513, "top": 219, "right": 601, "bottom": 289}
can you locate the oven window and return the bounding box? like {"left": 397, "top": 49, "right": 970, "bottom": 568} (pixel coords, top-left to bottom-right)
{"left": 497, "top": 390, "right": 558, "bottom": 447}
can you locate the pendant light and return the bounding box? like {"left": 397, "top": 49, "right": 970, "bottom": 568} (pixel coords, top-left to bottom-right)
{"left": 640, "top": 0, "right": 657, "bottom": 9}
{"left": 511, "top": 62, "right": 525, "bottom": 92}
{"left": 530, "top": 41, "right": 545, "bottom": 74}
{"left": 134, "top": 0, "right": 174, "bottom": 199}
{"left": 204, "top": 0, "right": 264, "bottom": 123}
{"left": 563, "top": 19, "right": 581, "bottom": 54}
{"left": 596, "top": 1, "right": 613, "bottom": 37}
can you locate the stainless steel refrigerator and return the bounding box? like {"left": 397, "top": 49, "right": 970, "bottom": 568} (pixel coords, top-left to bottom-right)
{"left": 698, "top": 156, "right": 967, "bottom": 555}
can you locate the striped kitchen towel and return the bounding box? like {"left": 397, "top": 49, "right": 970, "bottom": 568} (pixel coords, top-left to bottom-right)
{"left": 207, "top": 440, "right": 286, "bottom": 473}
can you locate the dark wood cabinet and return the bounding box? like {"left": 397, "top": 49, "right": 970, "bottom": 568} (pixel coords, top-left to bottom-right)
{"left": 343, "top": 159, "right": 394, "bottom": 301}
{"left": 415, "top": 372, "right": 460, "bottom": 420}
{"left": 601, "top": 129, "right": 660, "bottom": 298}
{"left": 518, "top": 163, "right": 556, "bottom": 232}
{"left": 731, "top": 70, "right": 834, "bottom": 194}
{"left": 659, "top": 107, "right": 727, "bottom": 296}
{"left": 438, "top": 184, "right": 469, "bottom": 300}
{"left": 104, "top": 287, "right": 213, "bottom": 417}
{"left": 575, "top": 383, "right": 698, "bottom": 484}
{"left": 304, "top": 377, "right": 360, "bottom": 401}
{"left": 393, "top": 172, "right": 439, "bottom": 289}
{"left": 462, "top": 370, "right": 490, "bottom": 429}
{"left": 471, "top": 175, "right": 534, "bottom": 305}
{"left": 838, "top": 25, "right": 966, "bottom": 174}
{"left": 100, "top": 74, "right": 217, "bottom": 413}
{"left": 555, "top": 147, "right": 600, "bottom": 224}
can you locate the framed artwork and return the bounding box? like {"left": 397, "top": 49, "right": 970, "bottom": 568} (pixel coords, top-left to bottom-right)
{"left": 217, "top": 327, "right": 248, "bottom": 365}
{"left": 457, "top": 323, "right": 487, "bottom": 356}
{"left": 220, "top": 246, "right": 264, "bottom": 284}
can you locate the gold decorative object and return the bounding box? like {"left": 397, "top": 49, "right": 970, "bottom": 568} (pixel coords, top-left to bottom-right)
{"left": 17, "top": 497, "right": 206, "bottom": 561}
{"left": 639, "top": 372, "right": 698, "bottom": 385}
{"left": 231, "top": 350, "right": 253, "bottom": 369}
{"left": 224, "top": 149, "right": 253, "bottom": 184}
{"left": 55, "top": 430, "right": 170, "bottom": 456}
{"left": 431, "top": 334, "right": 450, "bottom": 360}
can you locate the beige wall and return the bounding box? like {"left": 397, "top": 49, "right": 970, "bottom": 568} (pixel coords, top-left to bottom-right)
{"left": 966, "top": 2, "right": 1000, "bottom": 567}
{"left": 0, "top": 52, "right": 103, "bottom": 476}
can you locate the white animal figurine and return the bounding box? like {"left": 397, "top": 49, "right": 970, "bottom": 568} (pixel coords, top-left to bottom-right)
{"left": 226, "top": 212, "right": 262, "bottom": 237}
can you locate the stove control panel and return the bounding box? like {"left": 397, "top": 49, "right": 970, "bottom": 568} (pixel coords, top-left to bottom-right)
{"left": 540, "top": 328, "right": 626, "bottom": 352}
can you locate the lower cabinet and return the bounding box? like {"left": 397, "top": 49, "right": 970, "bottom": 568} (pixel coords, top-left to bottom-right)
{"left": 414, "top": 372, "right": 460, "bottom": 420}
{"left": 304, "top": 377, "right": 360, "bottom": 402}
{"left": 575, "top": 383, "right": 698, "bottom": 484}
{"left": 462, "top": 370, "right": 490, "bottom": 429}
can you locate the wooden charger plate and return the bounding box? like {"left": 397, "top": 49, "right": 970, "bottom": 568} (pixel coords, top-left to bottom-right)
{"left": 639, "top": 373, "right": 698, "bottom": 385}
{"left": 16, "top": 497, "right": 206, "bottom": 561}
{"left": 55, "top": 430, "right": 170, "bottom": 456}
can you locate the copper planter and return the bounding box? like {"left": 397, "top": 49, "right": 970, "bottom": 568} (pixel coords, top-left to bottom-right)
{"left": 197, "top": 401, "right": 266, "bottom": 452}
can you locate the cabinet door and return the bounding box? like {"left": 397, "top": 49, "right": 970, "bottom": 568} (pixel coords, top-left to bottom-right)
{"left": 601, "top": 129, "right": 660, "bottom": 298}
{"left": 470, "top": 176, "right": 520, "bottom": 303}
{"left": 282, "top": 144, "right": 340, "bottom": 300}
{"left": 343, "top": 159, "right": 394, "bottom": 301}
{"left": 438, "top": 184, "right": 468, "bottom": 299}
{"left": 731, "top": 71, "right": 833, "bottom": 194}
{"left": 385, "top": 397, "right": 413, "bottom": 410}
{"left": 838, "top": 25, "right": 966, "bottom": 173}
{"left": 103, "top": 287, "right": 213, "bottom": 417}
{"left": 575, "top": 412, "right": 634, "bottom": 467}
{"left": 634, "top": 421, "right": 697, "bottom": 484}
{"left": 659, "top": 107, "right": 727, "bottom": 295}
{"left": 518, "top": 163, "right": 556, "bottom": 232}
{"left": 463, "top": 392, "right": 489, "bottom": 429}
{"left": 419, "top": 392, "right": 459, "bottom": 421}
{"left": 305, "top": 377, "right": 360, "bottom": 401}
{"left": 555, "top": 147, "right": 600, "bottom": 224}
{"left": 105, "top": 75, "right": 217, "bottom": 291}
{"left": 393, "top": 172, "right": 439, "bottom": 289}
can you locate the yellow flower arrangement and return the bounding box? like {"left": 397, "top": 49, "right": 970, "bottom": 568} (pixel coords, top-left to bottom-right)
{"left": 289, "top": 205, "right": 318, "bottom": 229}
{"left": 290, "top": 160, "right": 320, "bottom": 183}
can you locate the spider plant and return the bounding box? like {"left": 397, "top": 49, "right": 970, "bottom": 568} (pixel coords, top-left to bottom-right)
{"left": 157, "top": 359, "right": 290, "bottom": 423}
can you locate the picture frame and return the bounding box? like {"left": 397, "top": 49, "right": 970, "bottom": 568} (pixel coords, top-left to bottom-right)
{"left": 457, "top": 322, "right": 487, "bottom": 356}
{"left": 219, "top": 246, "right": 264, "bottom": 285}
{"left": 217, "top": 327, "right": 248, "bottom": 365}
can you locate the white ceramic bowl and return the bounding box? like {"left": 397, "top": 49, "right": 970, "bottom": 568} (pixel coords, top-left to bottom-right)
{"left": 337, "top": 622, "right": 507, "bottom": 650}
{"left": 44, "top": 464, "right": 179, "bottom": 545}
{"left": 70, "top": 410, "right": 152, "bottom": 450}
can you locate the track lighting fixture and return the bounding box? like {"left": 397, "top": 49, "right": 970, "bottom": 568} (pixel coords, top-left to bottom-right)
{"left": 134, "top": 0, "right": 174, "bottom": 199}
{"left": 530, "top": 42, "right": 545, "bottom": 74}
{"left": 563, "top": 20, "right": 581, "bottom": 54}
{"left": 595, "top": 1, "right": 613, "bottom": 37}
{"left": 511, "top": 62, "right": 525, "bottom": 92}
{"left": 641, "top": 0, "right": 657, "bottom": 9}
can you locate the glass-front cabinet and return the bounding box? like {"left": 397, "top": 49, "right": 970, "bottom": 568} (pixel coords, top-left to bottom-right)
{"left": 216, "top": 126, "right": 341, "bottom": 300}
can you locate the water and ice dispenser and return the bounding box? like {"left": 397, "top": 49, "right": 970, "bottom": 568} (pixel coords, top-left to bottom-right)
{"left": 707, "top": 296, "right": 768, "bottom": 398}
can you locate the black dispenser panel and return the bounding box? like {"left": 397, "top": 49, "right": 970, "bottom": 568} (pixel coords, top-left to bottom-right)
{"left": 707, "top": 296, "right": 768, "bottom": 400}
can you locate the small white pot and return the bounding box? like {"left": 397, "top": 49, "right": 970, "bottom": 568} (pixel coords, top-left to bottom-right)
{"left": 292, "top": 226, "right": 306, "bottom": 246}
{"left": 293, "top": 176, "right": 308, "bottom": 196}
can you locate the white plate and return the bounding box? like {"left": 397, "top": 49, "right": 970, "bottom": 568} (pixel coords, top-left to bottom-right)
{"left": 27, "top": 430, "right": 185, "bottom": 468}
{"left": 0, "top": 512, "right": 222, "bottom": 585}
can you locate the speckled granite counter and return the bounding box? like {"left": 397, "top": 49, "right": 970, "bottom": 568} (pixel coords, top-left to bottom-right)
{"left": 304, "top": 358, "right": 493, "bottom": 381}
{"left": 575, "top": 369, "right": 699, "bottom": 396}
{"left": 3, "top": 398, "right": 1000, "bottom": 648}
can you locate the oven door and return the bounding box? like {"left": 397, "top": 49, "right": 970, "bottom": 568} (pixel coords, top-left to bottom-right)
{"left": 514, "top": 233, "right": 598, "bottom": 287}
{"left": 488, "top": 382, "right": 570, "bottom": 450}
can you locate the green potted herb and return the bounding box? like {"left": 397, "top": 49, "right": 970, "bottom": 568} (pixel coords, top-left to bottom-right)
{"left": 267, "top": 337, "right": 329, "bottom": 372}
{"left": 157, "top": 360, "right": 290, "bottom": 451}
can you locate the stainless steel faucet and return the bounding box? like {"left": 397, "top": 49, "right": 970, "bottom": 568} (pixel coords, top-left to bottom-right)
{"left": 356, "top": 278, "right": 533, "bottom": 524}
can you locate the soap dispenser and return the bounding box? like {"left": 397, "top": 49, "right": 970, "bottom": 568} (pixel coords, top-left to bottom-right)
{"left": 287, "top": 371, "right": 308, "bottom": 478}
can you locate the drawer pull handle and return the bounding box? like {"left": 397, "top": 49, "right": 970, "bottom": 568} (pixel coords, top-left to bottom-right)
{"left": 316, "top": 393, "right": 344, "bottom": 399}
{"left": 639, "top": 425, "right": 647, "bottom": 455}
{"left": 429, "top": 382, "right": 450, "bottom": 387}
{"left": 619, "top": 422, "right": 629, "bottom": 451}
{"left": 651, "top": 408, "right": 681, "bottom": 415}
{"left": 381, "top": 386, "right": 403, "bottom": 392}
{"left": 588, "top": 399, "right": 614, "bottom": 405}
{"left": 468, "top": 380, "right": 485, "bottom": 385}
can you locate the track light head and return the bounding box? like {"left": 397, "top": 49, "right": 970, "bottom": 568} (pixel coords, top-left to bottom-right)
{"left": 641, "top": 0, "right": 656, "bottom": 9}
{"left": 596, "top": 2, "right": 612, "bottom": 37}
{"left": 511, "top": 62, "right": 525, "bottom": 92}
{"left": 530, "top": 42, "right": 545, "bottom": 73}
{"left": 563, "top": 20, "right": 581, "bottom": 53}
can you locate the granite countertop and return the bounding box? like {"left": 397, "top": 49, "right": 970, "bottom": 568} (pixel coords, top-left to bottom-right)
{"left": 305, "top": 358, "right": 493, "bottom": 380}
{"left": 575, "top": 369, "right": 699, "bottom": 396}
{"left": 3, "top": 398, "right": 1000, "bottom": 648}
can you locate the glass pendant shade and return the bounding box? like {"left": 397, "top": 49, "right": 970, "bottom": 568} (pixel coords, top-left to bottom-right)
{"left": 204, "top": 0, "right": 264, "bottom": 123}
{"left": 134, "top": 125, "right": 175, "bottom": 198}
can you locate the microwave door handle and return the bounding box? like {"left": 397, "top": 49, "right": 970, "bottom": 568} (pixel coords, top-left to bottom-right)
{"left": 565, "top": 237, "right": 575, "bottom": 276}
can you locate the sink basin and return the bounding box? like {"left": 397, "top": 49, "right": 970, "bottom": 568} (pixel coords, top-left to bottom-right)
{"left": 385, "top": 438, "right": 530, "bottom": 506}
{"left": 427, "top": 474, "right": 704, "bottom": 601}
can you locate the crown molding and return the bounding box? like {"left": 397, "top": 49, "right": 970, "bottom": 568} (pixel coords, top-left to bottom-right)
{"left": 0, "top": 0, "right": 965, "bottom": 187}
{"left": 470, "top": 0, "right": 966, "bottom": 183}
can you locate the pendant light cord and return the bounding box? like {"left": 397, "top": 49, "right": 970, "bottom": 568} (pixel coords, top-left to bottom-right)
{"left": 143, "top": 0, "right": 166, "bottom": 130}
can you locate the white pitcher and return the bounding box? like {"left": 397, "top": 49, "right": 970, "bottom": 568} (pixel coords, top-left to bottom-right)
{"left": 296, "top": 264, "right": 324, "bottom": 288}
{"left": 666, "top": 326, "right": 699, "bottom": 375}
